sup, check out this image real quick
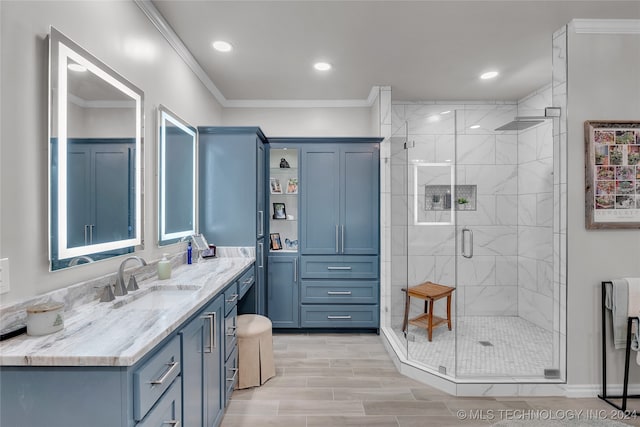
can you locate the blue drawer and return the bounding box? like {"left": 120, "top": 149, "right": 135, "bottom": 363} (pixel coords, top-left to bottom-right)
{"left": 300, "top": 256, "right": 378, "bottom": 279}
{"left": 300, "top": 280, "right": 379, "bottom": 304}
{"left": 135, "top": 376, "right": 182, "bottom": 427}
{"left": 224, "top": 281, "right": 239, "bottom": 315}
{"left": 300, "top": 304, "right": 379, "bottom": 328}
{"left": 225, "top": 306, "right": 237, "bottom": 362}
{"left": 133, "top": 335, "right": 181, "bottom": 421}
{"left": 238, "top": 266, "right": 255, "bottom": 299}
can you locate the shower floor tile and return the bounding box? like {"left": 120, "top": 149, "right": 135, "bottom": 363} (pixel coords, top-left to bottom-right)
{"left": 394, "top": 316, "right": 553, "bottom": 377}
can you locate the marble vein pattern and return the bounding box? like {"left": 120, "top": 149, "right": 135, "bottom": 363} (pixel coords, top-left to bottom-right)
{"left": 0, "top": 254, "right": 254, "bottom": 366}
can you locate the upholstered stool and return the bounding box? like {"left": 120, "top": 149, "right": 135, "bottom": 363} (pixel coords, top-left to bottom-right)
{"left": 402, "top": 281, "right": 455, "bottom": 341}
{"left": 236, "top": 314, "right": 276, "bottom": 389}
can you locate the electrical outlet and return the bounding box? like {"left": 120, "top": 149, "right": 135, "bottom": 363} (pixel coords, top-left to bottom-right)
{"left": 0, "top": 258, "right": 10, "bottom": 294}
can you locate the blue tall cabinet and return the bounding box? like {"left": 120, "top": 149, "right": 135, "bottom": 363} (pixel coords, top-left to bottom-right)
{"left": 266, "top": 138, "right": 381, "bottom": 330}
{"left": 198, "top": 127, "right": 267, "bottom": 315}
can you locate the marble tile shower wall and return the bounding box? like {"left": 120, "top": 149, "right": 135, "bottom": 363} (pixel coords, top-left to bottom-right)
{"left": 517, "top": 85, "right": 555, "bottom": 332}
{"left": 390, "top": 102, "right": 520, "bottom": 328}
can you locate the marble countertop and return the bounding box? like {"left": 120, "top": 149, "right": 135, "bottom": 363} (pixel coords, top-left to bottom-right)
{"left": 0, "top": 256, "right": 254, "bottom": 367}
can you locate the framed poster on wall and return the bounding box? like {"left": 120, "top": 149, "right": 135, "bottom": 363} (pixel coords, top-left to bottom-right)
{"left": 585, "top": 120, "right": 640, "bottom": 229}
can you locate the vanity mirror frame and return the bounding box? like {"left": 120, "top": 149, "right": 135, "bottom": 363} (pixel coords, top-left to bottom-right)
{"left": 48, "top": 27, "right": 144, "bottom": 270}
{"left": 157, "top": 105, "right": 197, "bottom": 245}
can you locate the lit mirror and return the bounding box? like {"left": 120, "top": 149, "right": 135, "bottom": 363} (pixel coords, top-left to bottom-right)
{"left": 158, "top": 105, "right": 196, "bottom": 246}
{"left": 413, "top": 162, "right": 455, "bottom": 225}
{"left": 49, "top": 27, "right": 144, "bottom": 270}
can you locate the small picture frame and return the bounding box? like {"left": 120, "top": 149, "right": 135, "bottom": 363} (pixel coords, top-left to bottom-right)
{"left": 270, "top": 178, "right": 282, "bottom": 194}
{"left": 286, "top": 178, "right": 298, "bottom": 194}
{"left": 273, "top": 202, "right": 287, "bottom": 219}
{"left": 270, "top": 233, "right": 282, "bottom": 250}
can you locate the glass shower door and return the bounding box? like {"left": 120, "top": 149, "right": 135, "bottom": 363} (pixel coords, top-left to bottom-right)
{"left": 404, "top": 109, "right": 458, "bottom": 376}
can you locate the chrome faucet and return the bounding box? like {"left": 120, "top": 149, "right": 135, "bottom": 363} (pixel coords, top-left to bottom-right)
{"left": 69, "top": 255, "right": 94, "bottom": 266}
{"left": 114, "top": 256, "right": 147, "bottom": 296}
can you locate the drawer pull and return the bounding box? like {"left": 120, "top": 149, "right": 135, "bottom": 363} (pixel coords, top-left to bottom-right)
{"left": 327, "top": 266, "right": 352, "bottom": 271}
{"left": 243, "top": 277, "right": 254, "bottom": 285}
{"left": 149, "top": 361, "right": 179, "bottom": 385}
{"left": 226, "top": 294, "right": 238, "bottom": 303}
{"left": 327, "top": 315, "right": 352, "bottom": 320}
{"left": 226, "top": 325, "right": 237, "bottom": 337}
{"left": 227, "top": 367, "right": 239, "bottom": 382}
{"left": 327, "top": 291, "right": 352, "bottom": 295}
{"left": 163, "top": 421, "right": 180, "bottom": 427}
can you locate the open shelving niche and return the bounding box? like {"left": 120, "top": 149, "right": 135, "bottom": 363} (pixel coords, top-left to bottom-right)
{"left": 269, "top": 148, "right": 298, "bottom": 253}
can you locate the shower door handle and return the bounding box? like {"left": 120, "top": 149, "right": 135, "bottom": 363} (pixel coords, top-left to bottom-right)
{"left": 462, "top": 228, "right": 473, "bottom": 259}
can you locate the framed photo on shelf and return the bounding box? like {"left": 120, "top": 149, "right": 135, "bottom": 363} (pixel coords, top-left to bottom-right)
{"left": 270, "top": 178, "right": 282, "bottom": 194}
{"left": 270, "top": 233, "right": 282, "bottom": 250}
{"left": 286, "top": 178, "right": 298, "bottom": 194}
{"left": 273, "top": 202, "right": 287, "bottom": 219}
{"left": 585, "top": 120, "right": 640, "bottom": 229}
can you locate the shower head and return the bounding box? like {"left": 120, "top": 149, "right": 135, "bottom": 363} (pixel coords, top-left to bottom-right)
{"left": 495, "top": 107, "right": 561, "bottom": 131}
{"left": 495, "top": 118, "right": 545, "bottom": 131}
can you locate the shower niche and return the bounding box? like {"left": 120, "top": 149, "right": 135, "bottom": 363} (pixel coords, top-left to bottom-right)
{"left": 424, "top": 185, "right": 476, "bottom": 211}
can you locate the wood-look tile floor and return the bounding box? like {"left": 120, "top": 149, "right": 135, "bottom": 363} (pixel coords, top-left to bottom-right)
{"left": 221, "top": 333, "right": 640, "bottom": 427}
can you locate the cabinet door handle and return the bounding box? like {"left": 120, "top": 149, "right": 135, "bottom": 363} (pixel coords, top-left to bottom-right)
{"left": 162, "top": 421, "right": 180, "bottom": 426}
{"left": 89, "top": 224, "right": 95, "bottom": 244}
{"left": 200, "top": 313, "right": 214, "bottom": 353}
{"left": 327, "top": 266, "right": 352, "bottom": 271}
{"left": 226, "top": 294, "right": 238, "bottom": 303}
{"left": 327, "top": 315, "right": 352, "bottom": 320}
{"left": 258, "top": 210, "right": 264, "bottom": 237}
{"left": 341, "top": 225, "right": 345, "bottom": 254}
{"left": 327, "top": 291, "right": 352, "bottom": 295}
{"left": 293, "top": 258, "right": 298, "bottom": 282}
{"left": 335, "top": 225, "right": 339, "bottom": 253}
{"left": 258, "top": 242, "right": 264, "bottom": 268}
{"left": 84, "top": 225, "right": 89, "bottom": 245}
{"left": 149, "top": 361, "right": 179, "bottom": 385}
{"left": 202, "top": 311, "right": 217, "bottom": 351}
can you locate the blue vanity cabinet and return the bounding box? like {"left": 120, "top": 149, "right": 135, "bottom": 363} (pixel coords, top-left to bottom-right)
{"left": 179, "top": 294, "right": 224, "bottom": 427}
{"left": 198, "top": 127, "right": 268, "bottom": 316}
{"left": 267, "top": 255, "right": 300, "bottom": 328}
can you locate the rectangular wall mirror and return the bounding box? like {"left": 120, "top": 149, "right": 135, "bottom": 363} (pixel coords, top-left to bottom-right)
{"left": 49, "top": 27, "right": 144, "bottom": 270}
{"left": 158, "top": 105, "right": 197, "bottom": 245}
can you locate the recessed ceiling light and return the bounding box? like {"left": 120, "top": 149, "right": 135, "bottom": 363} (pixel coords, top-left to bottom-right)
{"left": 68, "top": 63, "right": 87, "bottom": 72}
{"left": 470, "top": 124, "right": 481, "bottom": 129}
{"left": 314, "top": 62, "right": 332, "bottom": 71}
{"left": 480, "top": 71, "right": 499, "bottom": 80}
{"left": 440, "top": 110, "right": 451, "bottom": 115}
{"left": 212, "top": 40, "right": 233, "bottom": 52}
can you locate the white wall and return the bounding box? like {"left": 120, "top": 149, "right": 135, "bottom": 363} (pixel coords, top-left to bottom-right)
{"left": 0, "top": 1, "right": 222, "bottom": 304}
{"left": 566, "top": 25, "right": 640, "bottom": 387}
{"left": 222, "top": 107, "right": 375, "bottom": 136}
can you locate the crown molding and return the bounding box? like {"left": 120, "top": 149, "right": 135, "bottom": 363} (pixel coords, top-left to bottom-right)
{"left": 135, "top": 0, "right": 379, "bottom": 109}
{"left": 134, "top": 0, "right": 228, "bottom": 106}
{"left": 570, "top": 19, "right": 640, "bottom": 34}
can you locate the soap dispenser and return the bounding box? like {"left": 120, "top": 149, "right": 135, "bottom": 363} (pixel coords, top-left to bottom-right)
{"left": 157, "top": 253, "right": 171, "bottom": 280}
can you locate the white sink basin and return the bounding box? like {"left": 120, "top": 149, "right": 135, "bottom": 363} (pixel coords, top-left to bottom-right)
{"left": 113, "top": 286, "right": 201, "bottom": 310}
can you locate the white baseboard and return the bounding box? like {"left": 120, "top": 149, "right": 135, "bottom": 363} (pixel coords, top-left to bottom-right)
{"left": 566, "top": 384, "right": 640, "bottom": 398}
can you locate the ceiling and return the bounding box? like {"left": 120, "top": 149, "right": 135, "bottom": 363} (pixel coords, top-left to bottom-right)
{"left": 151, "top": 1, "right": 640, "bottom": 103}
